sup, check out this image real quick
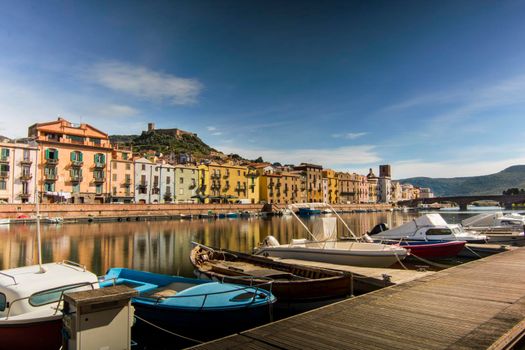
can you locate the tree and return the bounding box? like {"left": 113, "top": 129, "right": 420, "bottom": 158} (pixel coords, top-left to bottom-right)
{"left": 254, "top": 156, "right": 264, "bottom": 163}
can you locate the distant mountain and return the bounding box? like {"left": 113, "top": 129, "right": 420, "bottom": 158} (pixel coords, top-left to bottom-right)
{"left": 110, "top": 128, "right": 218, "bottom": 158}
{"left": 398, "top": 165, "right": 525, "bottom": 196}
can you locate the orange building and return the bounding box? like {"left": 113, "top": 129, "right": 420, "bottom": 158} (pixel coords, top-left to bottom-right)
{"left": 293, "top": 163, "right": 323, "bottom": 202}
{"left": 259, "top": 172, "right": 302, "bottom": 204}
{"left": 28, "top": 118, "right": 113, "bottom": 203}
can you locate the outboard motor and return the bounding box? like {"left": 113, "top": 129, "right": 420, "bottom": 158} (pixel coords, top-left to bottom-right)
{"left": 261, "top": 235, "right": 280, "bottom": 247}
{"left": 369, "top": 223, "right": 389, "bottom": 235}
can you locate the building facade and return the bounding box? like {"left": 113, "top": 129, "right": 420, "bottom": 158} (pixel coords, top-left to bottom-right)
{"left": 294, "top": 163, "right": 323, "bottom": 202}
{"left": 173, "top": 164, "right": 199, "bottom": 203}
{"left": 322, "top": 169, "right": 338, "bottom": 204}
{"left": 28, "top": 118, "right": 112, "bottom": 204}
{"left": 0, "top": 141, "right": 38, "bottom": 203}
{"left": 109, "top": 146, "right": 134, "bottom": 203}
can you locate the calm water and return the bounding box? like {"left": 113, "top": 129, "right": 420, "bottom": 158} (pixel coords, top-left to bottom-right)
{"left": 0, "top": 210, "right": 488, "bottom": 276}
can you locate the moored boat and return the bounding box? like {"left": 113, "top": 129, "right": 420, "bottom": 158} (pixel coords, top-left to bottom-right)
{"left": 0, "top": 262, "right": 99, "bottom": 350}
{"left": 190, "top": 243, "right": 353, "bottom": 302}
{"left": 99, "top": 268, "right": 276, "bottom": 341}
{"left": 392, "top": 240, "right": 467, "bottom": 259}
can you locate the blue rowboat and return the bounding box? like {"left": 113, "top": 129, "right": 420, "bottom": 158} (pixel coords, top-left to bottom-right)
{"left": 99, "top": 268, "right": 276, "bottom": 341}
{"left": 298, "top": 207, "right": 321, "bottom": 216}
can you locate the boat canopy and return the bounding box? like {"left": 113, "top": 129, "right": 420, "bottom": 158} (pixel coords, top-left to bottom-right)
{"left": 312, "top": 217, "right": 337, "bottom": 242}
{"left": 374, "top": 214, "right": 449, "bottom": 238}
{"left": 462, "top": 212, "right": 503, "bottom": 227}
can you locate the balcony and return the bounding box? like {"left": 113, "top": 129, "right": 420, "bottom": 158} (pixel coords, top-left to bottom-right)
{"left": 45, "top": 173, "right": 58, "bottom": 181}
{"left": 93, "top": 175, "right": 106, "bottom": 183}
{"left": 46, "top": 158, "right": 59, "bottom": 165}
{"left": 0, "top": 156, "right": 8, "bottom": 164}
{"left": 20, "top": 173, "right": 32, "bottom": 181}
{"left": 138, "top": 182, "right": 147, "bottom": 188}
{"left": 19, "top": 192, "right": 31, "bottom": 199}
{"left": 152, "top": 187, "right": 160, "bottom": 195}
{"left": 94, "top": 162, "right": 106, "bottom": 169}
{"left": 0, "top": 171, "right": 8, "bottom": 178}
{"left": 223, "top": 172, "right": 230, "bottom": 178}
{"left": 70, "top": 174, "right": 83, "bottom": 182}
{"left": 211, "top": 173, "right": 221, "bottom": 179}
{"left": 71, "top": 160, "right": 83, "bottom": 167}
{"left": 20, "top": 158, "right": 32, "bottom": 165}
{"left": 123, "top": 178, "right": 132, "bottom": 185}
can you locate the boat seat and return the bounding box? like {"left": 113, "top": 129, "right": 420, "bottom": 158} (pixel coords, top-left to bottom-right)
{"left": 145, "top": 281, "right": 196, "bottom": 299}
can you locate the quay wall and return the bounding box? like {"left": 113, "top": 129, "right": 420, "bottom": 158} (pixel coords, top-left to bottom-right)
{"left": 0, "top": 203, "right": 393, "bottom": 219}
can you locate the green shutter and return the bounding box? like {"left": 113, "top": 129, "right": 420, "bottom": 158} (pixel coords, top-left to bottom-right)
{"left": 45, "top": 149, "right": 50, "bottom": 160}
{"left": 101, "top": 154, "right": 105, "bottom": 163}
{"left": 79, "top": 152, "right": 83, "bottom": 161}
{"left": 70, "top": 151, "right": 75, "bottom": 161}
{"left": 55, "top": 149, "right": 58, "bottom": 159}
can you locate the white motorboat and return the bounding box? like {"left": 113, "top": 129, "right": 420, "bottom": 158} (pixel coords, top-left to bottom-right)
{"left": 0, "top": 219, "right": 9, "bottom": 225}
{"left": 369, "top": 213, "right": 488, "bottom": 243}
{"left": 461, "top": 212, "right": 525, "bottom": 245}
{"left": 255, "top": 204, "right": 407, "bottom": 268}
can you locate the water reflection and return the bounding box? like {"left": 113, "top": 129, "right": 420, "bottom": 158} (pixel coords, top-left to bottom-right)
{"left": 1, "top": 211, "right": 468, "bottom": 276}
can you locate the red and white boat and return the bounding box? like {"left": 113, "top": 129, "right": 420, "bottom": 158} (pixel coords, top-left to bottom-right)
{"left": 393, "top": 240, "right": 467, "bottom": 259}
{"left": 0, "top": 261, "right": 99, "bottom": 349}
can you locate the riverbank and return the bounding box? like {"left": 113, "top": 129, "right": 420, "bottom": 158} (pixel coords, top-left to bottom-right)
{"left": 0, "top": 203, "right": 394, "bottom": 222}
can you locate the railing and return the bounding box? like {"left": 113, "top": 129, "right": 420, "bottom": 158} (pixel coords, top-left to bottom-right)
{"left": 45, "top": 173, "right": 58, "bottom": 181}
{"left": 94, "top": 162, "right": 106, "bottom": 168}
{"left": 93, "top": 175, "right": 105, "bottom": 183}
{"left": 20, "top": 158, "right": 32, "bottom": 165}
{"left": 138, "top": 182, "right": 147, "bottom": 188}
{"left": 70, "top": 175, "right": 83, "bottom": 182}
{"left": 46, "top": 158, "right": 59, "bottom": 165}
{"left": 19, "top": 192, "right": 31, "bottom": 198}
{"left": 0, "top": 156, "right": 9, "bottom": 163}
{"left": 211, "top": 173, "right": 221, "bottom": 179}
{"left": 0, "top": 171, "right": 9, "bottom": 178}
{"left": 20, "top": 173, "right": 32, "bottom": 180}
{"left": 71, "top": 160, "right": 83, "bottom": 167}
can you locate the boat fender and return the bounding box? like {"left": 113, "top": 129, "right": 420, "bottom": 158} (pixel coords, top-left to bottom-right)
{"left": 262, "top": 235, "right": 280, "bottom": 247}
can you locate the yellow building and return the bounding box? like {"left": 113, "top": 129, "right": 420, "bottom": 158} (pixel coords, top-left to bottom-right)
{"left": 28, "top": 118, "right": 113, "bottom": 203}
{"left": 198, "top": 162, "right": 249, "bottom": 203}
{"left": 259, "top": 172, "right": 302, "bottom": 204}
{"left": 322, "top": 169, "right": 338, "bottom": 204}
{"left": 245, "top": 166, "right": 261, "bottom": 204}
{"left": 109, "top": 145, "right": 134, "bottom": 203}
{"left": 366, "top": 168, "right": 378, "bottom": 203}
{"left": 294, "top": 163, "right": 323, "bottom": 202}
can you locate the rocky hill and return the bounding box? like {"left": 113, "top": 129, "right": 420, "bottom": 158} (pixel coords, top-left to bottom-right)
{"left": 399, "top": 165, "right": 525, "bottom": 196}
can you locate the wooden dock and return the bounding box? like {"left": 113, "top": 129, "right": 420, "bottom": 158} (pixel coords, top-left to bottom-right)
{"left": 193, "top": 247, "right": 525, "bottom": 349}
{"left": 269, "top": 258, "right": 435, "bottom": 293}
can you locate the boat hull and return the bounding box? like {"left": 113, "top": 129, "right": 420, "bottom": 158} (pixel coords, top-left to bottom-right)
{"left": 0, "top": 317, "right": 62, "bottom": 350}
{"left": 133, "top": 300, "right": 273, "bottom": 341}
{"left": 256, "top": 246, "right": 405, "bottom": 268}
{"left": 397, "top": 241, "right": 466, "bottom": 259}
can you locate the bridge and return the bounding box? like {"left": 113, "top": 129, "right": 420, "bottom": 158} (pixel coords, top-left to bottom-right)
{"left": 398, "top": 194, "right": 525, "bottom": 211}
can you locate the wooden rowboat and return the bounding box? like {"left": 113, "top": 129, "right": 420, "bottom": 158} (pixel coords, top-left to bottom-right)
{"left": 190, "top": 243, "right": 353, "bottom": 302}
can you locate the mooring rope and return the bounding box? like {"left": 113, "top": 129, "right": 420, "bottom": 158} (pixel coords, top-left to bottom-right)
{"left": 134, "top": 315, "right": 204, "bottom": 344}
{"left": 408, "top": 253, "right": 451, "bottom": 269}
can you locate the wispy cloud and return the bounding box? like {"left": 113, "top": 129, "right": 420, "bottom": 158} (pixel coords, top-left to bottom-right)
{"left": 331, "top": 132, "right": 368, "bottom": 140}
{"left": 217, "top": 144, "right": 381, "bottom": 166}
{"left": 206, "top": 126, "right": 223, "bottom": 136}
{"left": 85, "top": 61, "right": 203, "bottom": 105}
{"left": 207, "top": 126, "right": 217, "bottom": 131}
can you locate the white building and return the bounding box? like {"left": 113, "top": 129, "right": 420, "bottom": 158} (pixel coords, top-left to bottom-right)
{"left": 0, "top": 141, "right": 39, "bottom": 203}
{"left": 377, "top": 177, "right": 392, "bottom": 203}
{"left": 134, "top": 157, "right": 154, "bottom": 204}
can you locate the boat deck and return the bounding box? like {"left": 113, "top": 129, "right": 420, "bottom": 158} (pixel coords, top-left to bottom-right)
{"left": 192, "top": 247, "right": 525, "bottom": 349}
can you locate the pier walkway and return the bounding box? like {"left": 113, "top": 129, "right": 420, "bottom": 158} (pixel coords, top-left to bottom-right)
{"left": 193, "top": 247, "right": 525, "bottom": 350}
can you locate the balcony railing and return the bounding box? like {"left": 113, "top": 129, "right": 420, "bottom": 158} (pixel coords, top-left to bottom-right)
{"left": 0, "top": 156, "right": 9, "bottom": 163}
{"left": 138, "top": 182, "right": 147, "bottom": 188}
{"left": 93, "top": 175, "right": 105, "bottom": 183}
{"left": 71, "top": 160, "right": 83, "bottom": 167}
{"left": 211, "top": 173, "right": 221, "bottom": 179}
{"left": 20, "top": 173, "right": 32, "bottom": 181}
{"left": 46, "top": 158, "right": 59, "bottom": 165}
{"left": 45, "top": 173, "right": 58, "bottom": 181}
{"left": 94, "top": 162, "right": 106, "bottom": 169}
{"left": 124, "top": 178, "right": 132, "bottom": 185}
{"left": 223, "top": 172, "right": 230, "bottom": 178}
{"left": 70, "top": 174, "right": 83, "bottom": 182}
{"left": 18, "top": 192, "right": 31, "bottom": 198}
{"left": 20, "top": 158, "right": 32, "bottom": 165}
{"left": 0, "top": 171, "right": 8, "bottom": 178}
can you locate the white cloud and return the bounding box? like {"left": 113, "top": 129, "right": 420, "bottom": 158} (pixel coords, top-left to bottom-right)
{"left": 207, "top": 126, "right": 217, "bottom": 131}
{"left": 217, "top": 144, "right": 381, "bottom": 167}
{"left": 93, "top": 104, "right": 139, "bottom": 118}
{"left": 332, "top": 132, "right": 368, "bottom": 140}
{"left": 85, "top": 61, "right": 203, "bottom": 105}
{"left": 211, "top": 132, "right": 222, "bottom": 136}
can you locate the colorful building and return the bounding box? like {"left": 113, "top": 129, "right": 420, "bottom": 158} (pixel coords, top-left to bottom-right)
{"left": 173, "top": 164, "right": 199, "bottom": 203}
{"left": 109, "top": 146, "right": 134, "bottom": 203}
{"left": 294, "top": 163, "right": 323, "bottom": 202}
{"left": 0, "top": 141, "right": 38, "bottom": 203}
{"left": 322, "top": 169, "right": 338, "bottom": 204}
{"left": 259, "top": 172, "right": 302, "bottom": 204}
{"left": 197, "top": 162, "right": 249, "bottom": 203}
{"left": 28, "top": 118, "right": 112, "bottom": 204}
{"left": 366, "top": 168, "right": 378, "bottom": 203}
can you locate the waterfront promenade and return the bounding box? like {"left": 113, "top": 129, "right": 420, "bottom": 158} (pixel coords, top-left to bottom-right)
{"left": 194, "top": 247, "right": 525, "bottom": 349}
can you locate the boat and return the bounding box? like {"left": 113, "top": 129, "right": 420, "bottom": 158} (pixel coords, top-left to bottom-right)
{"left": 369, "top": 214, "right": 488, "bottom": 243}
{"left": 389, "top": 240, "right": 467, "bottom": 259}
{"left": 225, "top": 212, "right": 239, "bottom": 218}
{"left": 0, "top": 191, "right": 99, "bottom": 350}
{"left": 298, "top": 207, "right": 321, "bottom": 216}
{"left": 0, "top": 261, "right": 99, "bottom": 350}
{"left": 99, "top": 268, "right": 276, "bottom": 341}
{"left": 0, "top": 219, "right": 9, "bottom": 225}
{"left": 190, "top": 243, "right": 353, "bottom": 302}
{"left": 462, "top": 212, "right": 525, "bottom": 230}
{"left": 255, "top": 204, "right": 408, "bottom": 268}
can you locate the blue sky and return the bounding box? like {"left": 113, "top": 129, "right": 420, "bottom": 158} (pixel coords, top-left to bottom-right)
{"left": 1, "top": 0, "right": 525, "bottom": 179}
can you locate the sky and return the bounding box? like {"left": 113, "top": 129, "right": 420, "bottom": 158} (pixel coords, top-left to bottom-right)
{"left": 1, "top": 0, "right": 525, "bottom": 179}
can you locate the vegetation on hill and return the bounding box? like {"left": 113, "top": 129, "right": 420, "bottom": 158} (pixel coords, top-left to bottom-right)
{"left": 399, "top": 165, "right": 525, "bottom": 196}
{"left": 110, "top": 130, "right": 217, "bottom": 157}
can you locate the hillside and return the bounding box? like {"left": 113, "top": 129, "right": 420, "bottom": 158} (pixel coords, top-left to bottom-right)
{"left": 399, "top": 165, "right": 525, "bottom": 196}
{"left": 110, "top": 130, "right": 218, "bottom": 157}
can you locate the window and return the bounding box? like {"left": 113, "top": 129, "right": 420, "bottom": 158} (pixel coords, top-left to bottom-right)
{"left": 237, "top": 170, "right": 240, "bottom": 176}
{"left": 94, "top": 153, "right": 105, "bottom": 164}
{"left": 1, "top": 148, "right": 9, "bottom": 159}
{"left": 96, "top": 184, "right": 102, "bottom": 194}
{"left": 113, "top": 186, "right": 117, "bottom": 195}
{"left": 166, "top": 176, "right": 171, "bottom": 185}
{"left": 68, "top": 135, "right": 84, "bottom": 143}
{"left": 72, "top": 183, "right": 80, "bottom": 193}
{"left": 426, "top": 229, "right": 452, "bottom": 236}
{"left": 126, "top": 163, "right": 131, "bottom": 170}
{"left": 122, "top": 152, "right": 128, "bottom": 160}
{"left": 0, "top": 181, "right": 5, "bottom": 190}
{"left": 113, "top": 174, "right": 117, "bottom": 181}
{"left": 44, "top": 182, "right": 55, "bottom": 192}
{"left": 141, "top": 164, "right": 146, "bottom": 171}
{"left": 23, "top": 149, "right": 30, "bottom": 161}
{"left": 0, "top": 293, "right": 5, "bottom": 311}
{"left": 112, "top": 162, "right": 117, "bottom": 170}
{"left": 45, "top": 148, "right": 58, "bottom": 160}
{"left": 90, "top": 138, "right": 101, "bottom": 145}
{"left": 179, "top": 177, "right": 184, "bottom": 184}
{"left": 29, "top": 283, "right": 91, "bottom": 307}
{"left": 70, "top": 151, "right": 83, "bottom": 162}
